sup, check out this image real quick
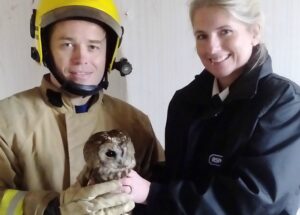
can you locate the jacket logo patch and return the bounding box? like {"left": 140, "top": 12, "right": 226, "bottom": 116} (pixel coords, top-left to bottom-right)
{"left": 208, "top": 154, "right": 223, "bottom": 167}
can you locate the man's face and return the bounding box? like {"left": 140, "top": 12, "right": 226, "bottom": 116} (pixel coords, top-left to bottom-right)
{"left": 49, "top": 20, "right": 107, "bottom": 87}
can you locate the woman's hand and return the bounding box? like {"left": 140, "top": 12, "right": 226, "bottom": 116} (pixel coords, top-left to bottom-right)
{"left": 120, "top": 170, "right": 150, "bottom": 204}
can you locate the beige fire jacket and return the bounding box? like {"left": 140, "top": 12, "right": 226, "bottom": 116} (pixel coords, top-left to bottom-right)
{"left": 0, "top": 74, "right": 164, "bottom": 214}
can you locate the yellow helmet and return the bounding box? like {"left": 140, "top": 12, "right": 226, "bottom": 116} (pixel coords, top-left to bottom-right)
{"left": 31, "top": 0, "right": 122, "bottom": 71}
{"left": 30, "top": 0, "right": 130, "bottom": 96}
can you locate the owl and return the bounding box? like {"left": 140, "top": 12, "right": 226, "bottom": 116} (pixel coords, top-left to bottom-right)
{"left": 78, "top": 129, "right": 136, "bottom": 186}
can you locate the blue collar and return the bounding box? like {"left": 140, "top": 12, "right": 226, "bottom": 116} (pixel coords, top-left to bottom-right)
{"left": 75, "top": 103, "right": 90, "bottom": 113}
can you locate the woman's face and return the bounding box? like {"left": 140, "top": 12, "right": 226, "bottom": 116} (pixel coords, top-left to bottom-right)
{"left": 192, "top": 6, "right": 259, "bottom": 88}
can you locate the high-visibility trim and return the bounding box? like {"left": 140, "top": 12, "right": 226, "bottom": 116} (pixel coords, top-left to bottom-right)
{"left": 0, "top": 189, "right": 26, "bottom": 215}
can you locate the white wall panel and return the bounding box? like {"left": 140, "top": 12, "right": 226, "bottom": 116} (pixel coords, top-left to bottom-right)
{"left": 113, "top": 0, "right": 200, "bottom": 145}
{"left": 0, "top": 0, "right": 44, "bottom": 98}
{"left": 0, "top": 0, "right": 299, "bottom": 147}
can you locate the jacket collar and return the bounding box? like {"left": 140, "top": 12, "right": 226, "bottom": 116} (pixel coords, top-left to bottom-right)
{"left": 194, "top": 55, "right": 272, "bottom": 105}
{"left": 226, "top": 55, "right": 272, "bottom": 102}
{"left": 40, "top": 74, "right": 103, "bottom": 111}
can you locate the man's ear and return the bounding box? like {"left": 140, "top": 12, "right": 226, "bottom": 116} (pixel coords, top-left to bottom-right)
{"left": 250, "top": 23, "right": 261, "bottom": 46}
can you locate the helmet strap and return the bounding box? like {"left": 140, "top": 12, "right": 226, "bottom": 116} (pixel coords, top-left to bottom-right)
{"left": 45, "top": 51, "right": 109, "bottom": 97}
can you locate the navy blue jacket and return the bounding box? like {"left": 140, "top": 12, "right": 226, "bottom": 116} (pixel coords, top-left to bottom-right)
{"left": 146, "top": 56, "right": 300, "bottom": 215}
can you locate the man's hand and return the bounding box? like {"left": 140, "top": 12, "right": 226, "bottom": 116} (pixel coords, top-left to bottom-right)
{"left": 60, "top": 180, "right": 134, "bottom": 214}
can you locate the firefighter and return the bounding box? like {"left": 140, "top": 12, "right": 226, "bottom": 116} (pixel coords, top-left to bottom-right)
{"left": 0, "top": 0, "right": 164, "bottom": 214}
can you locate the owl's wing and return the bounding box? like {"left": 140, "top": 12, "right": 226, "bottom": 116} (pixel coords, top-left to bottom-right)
{"left": 77, "top": 164, "right": 93, "bottom": 186}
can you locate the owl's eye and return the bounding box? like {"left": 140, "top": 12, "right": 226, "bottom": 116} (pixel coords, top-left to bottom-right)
{"left": 106, "top": 150, "right": 117, "bottom": 158}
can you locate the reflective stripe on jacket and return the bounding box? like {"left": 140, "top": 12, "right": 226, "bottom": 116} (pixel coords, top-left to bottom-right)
{"left": 0, "top": 190, "right": 26, "bottom": 215}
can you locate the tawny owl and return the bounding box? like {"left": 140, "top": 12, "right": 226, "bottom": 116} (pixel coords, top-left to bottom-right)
{"left": 78, "top": 129, "right": 136, "bottom": 186}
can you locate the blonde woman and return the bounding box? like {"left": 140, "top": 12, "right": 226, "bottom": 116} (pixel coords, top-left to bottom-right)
{"left": 122, "top": 0, "right": 300, "bottom": 214}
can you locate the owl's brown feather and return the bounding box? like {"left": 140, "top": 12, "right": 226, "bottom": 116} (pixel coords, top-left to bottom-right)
{"left": 78, "top": 129, "right": 136, "bottom": 186}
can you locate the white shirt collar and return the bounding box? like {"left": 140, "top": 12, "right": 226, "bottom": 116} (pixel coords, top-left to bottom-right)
{"left": 212, "top": 78, "right": 229, "bottom": 101}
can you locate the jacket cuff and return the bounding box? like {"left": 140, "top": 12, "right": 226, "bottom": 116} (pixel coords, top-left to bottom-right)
{"left": 146, "top": 182, "right": 168, "bottom": 213}
{"left": 44, "top": 197, "right": 60, "bottom": 215}
{"left": 23, "top": 191, "right": 59, "bottom": 215}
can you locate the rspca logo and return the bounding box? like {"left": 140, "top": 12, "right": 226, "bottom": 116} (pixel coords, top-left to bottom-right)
{"left": 208, "top": 154, "right": 223, "bottom": 167}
